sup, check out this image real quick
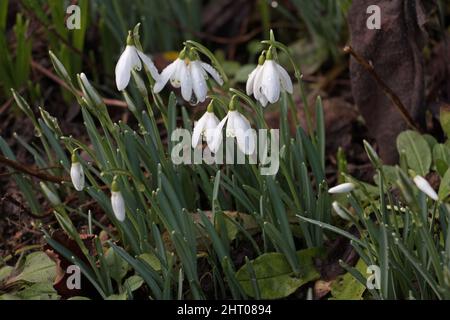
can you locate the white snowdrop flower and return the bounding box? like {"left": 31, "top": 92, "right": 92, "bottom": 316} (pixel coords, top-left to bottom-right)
{"left": 192, "top": 101, "right": 220, "bottom": 149}
{"left": 249, "top": 48, "right": 293, "bottom": 107}
{"left": 210, "top": 97, "right": 256, "bottom": 155}
{"left": 115, "top": 32, "right": 159, "bottom": 91}
{"left": 70, "top": 153, "right": 85, "bottom": 191}
{"left": 246, "top": 52, "right": 267, "bottom": 106}
{"left": 111, "top": 180, "right": 126, "bottom": 222}
{"left": 413, "top": 175, "right": 438, "bottom": 201}
{"left": 154, "top": 48, "right": 223, "bottom": 103}
{"left": 328, "top": 182, "right": 355, "bottom": 194}
{"left": 332, "top": 201, "right": 351, "bottom": 221}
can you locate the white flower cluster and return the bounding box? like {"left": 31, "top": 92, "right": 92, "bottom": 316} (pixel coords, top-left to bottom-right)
{"left": 113, "top": 34, "right": 294, "bottom": 156}
{"left": 71, "top": 32, "right": 295, "bottom": 223}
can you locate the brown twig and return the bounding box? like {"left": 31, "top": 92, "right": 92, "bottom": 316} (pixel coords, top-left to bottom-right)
{"left": 344, "top": 45, "right": 423, "bottom": 132}
{"left": 30, "top": 60, "right": 128, "bottom": 108}
{"left": 1, "top": 193, "right": 52, "bottom": 219}
{"left": 0, "top": 154, "right": 68, "bottom": 183}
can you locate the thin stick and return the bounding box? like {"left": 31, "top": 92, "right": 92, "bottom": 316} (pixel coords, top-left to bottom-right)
{"left": 31, "top": 60, "right": 128, "bottom": 108}
{"left": 344, "top": 45, "right": 422, "bottom": 132}
{"left": 0, "top": 154, "right": 68, "bottom": 183}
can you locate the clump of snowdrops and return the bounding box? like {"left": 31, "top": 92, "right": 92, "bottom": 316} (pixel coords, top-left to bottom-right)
{"left": 3, "top": 25, "right": 331, "bottom": 299}
{"left": 5, "top": 23, "right": 449, "bottom": 300}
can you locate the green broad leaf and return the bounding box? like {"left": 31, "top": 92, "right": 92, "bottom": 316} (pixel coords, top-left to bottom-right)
{"left": 106, "top": 293, "right": 128, "bottom": 300}
{"left": 13, "top": 252, "right": 56, "bottom": 284}
{"left": 440, "top": 105, "right": 450, "bottom": 138}
{"left": 105, "top": 247, "right": 130, "bottom": 283}
{"left": 68, "top": 296, "right": 91, "bottom": 300}
{"left": 433, "top": 144, "right": 450, "bottom": 176}
{"left": 374, "top": 165, "right": 397, "bottom": 187}
{"left": 0, "top": 266, "right": 13, "bottom": 282}
{"left": 0, "top": 294, "right": 21, "bottom": 300}
{"left": 123, "top": 275, "right": 144, "bottom": 292}
{"left": 138, "top": 253, "right": 162, "bottom": 272}
{"left": 235, "top": 248, "right": 322, "bottom": 299}
{"left": 438, "top": 169, "right": 450, "bottom": 201}
{"left": 330, "top": 259, "right": 367, "bottom": 300}
{"left": 423, "top": 134, "right": 438, "bottom": 150}
{"left": 396, "top": 130, "right": 431, "bottom": 176}
{"left": 16, "top": 282, "right": 59, "bottom": 300}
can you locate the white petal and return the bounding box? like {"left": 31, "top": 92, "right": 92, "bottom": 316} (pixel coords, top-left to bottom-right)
{"left": 258, "top": 94, "right": 268, "bottom": 107}
{"left": 70, "top": 162, "right": 85, "bottom": 191}
{"left": 328, "top": 182, "right": 355, "bottom": 194}
{"left": 246, "top": 65, "right": 260, "bottom": 96}
{"left": 276, "top": 63, "right": 293, "bottom": 94}
{"left": 115, "top": 46, "right": 137, "bottom": 91}
{"left": 191, "top": 113, "right": 208, "bottom": 148}
{"left": 261, "top": 60, "right": 280, "bottom": 104}
{"left": 111, "top": 191, "right": 126, "bottom": 221}
{"left": 233, "top": 112, "right": 255, "bottom": 155}
{"left": 204, "top": 113, "right": 220, "bottom": 148}
{"left": 332, "top": 201, "right": 351, "bottom": 221}
{"left": 210, "top": 114, "right": 229, "bottom": 153}
{"left": 137, "top": 50, "right": 160, "bottom": 81}
{"left": 170, "top": 59, "right": 184, "bottom": 88}
{"left": 179, "top": 63, "right": 193, "bottom": 101}
{"left": 191, "top": 61, "right": 208, "bottom": 103}
{"left": 226, "top": 111, "right": 238, "bottom": 137}
{"left": 200, "top": 62, "right": 223, "bottom": 85}
{"left": 253, "top": 64, "right": 265, "bottom": 100}
{"left": 413, "top": 176, "right": 439, "bottom": 201}
{"left": 153, "top": 60, "right": 178, "bottom": 93}
{"left": 128, "top": 46, "right": 142, "bottom": 71}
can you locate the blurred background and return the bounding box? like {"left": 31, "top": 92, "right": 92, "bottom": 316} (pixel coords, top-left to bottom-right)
{"left": 0, "top": 0, "right": 352, "bottom": 125}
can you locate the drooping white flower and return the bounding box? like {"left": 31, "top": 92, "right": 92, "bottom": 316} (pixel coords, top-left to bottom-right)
{"left": 332, "top": 201, "right": 351, "bottom": 221}
{"left": 154, "top": 48, "right": 223, "bottom": 103}
{"left": 111, "top": 180, "right": 126, "bottom": 221}
{"left": 70, "top": 153, "right": 85, "bottom": 191}
{"left": 115, "top": 32, "right": 159, "bottom": 91}
{"left": 192, "top": 102, "right": 220, "bottom": 149}
{"left": 210, "top": 98, "right": 255, "bottom": 155}
{"left": 248, "top": 48, "right": 293, "bottom": 107}
{"left": 246, "top": 52, "right": 267, "bottom": 106}
{"left": 328, "top": 182, "right": 355, "bottom": 194}
{"left": 413, "top": 175, "right": 438, "bottom": 201}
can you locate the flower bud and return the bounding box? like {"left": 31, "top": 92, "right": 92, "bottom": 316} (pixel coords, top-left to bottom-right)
{"left": 413, "top": 175, "right": 438, "bottom": 201}
{"left": 111, "top": 180, "right": 126, "bottom": 221}
{"left": 328, "top": 182, "right": 355, "bottom": 194}
{"left": 70, "top": 153, "right": 85, "bottom": 191}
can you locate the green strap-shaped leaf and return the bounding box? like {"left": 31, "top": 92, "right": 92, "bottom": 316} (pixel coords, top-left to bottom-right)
{"left": 396, "top": 130, "right": 431, "bottom": 176}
